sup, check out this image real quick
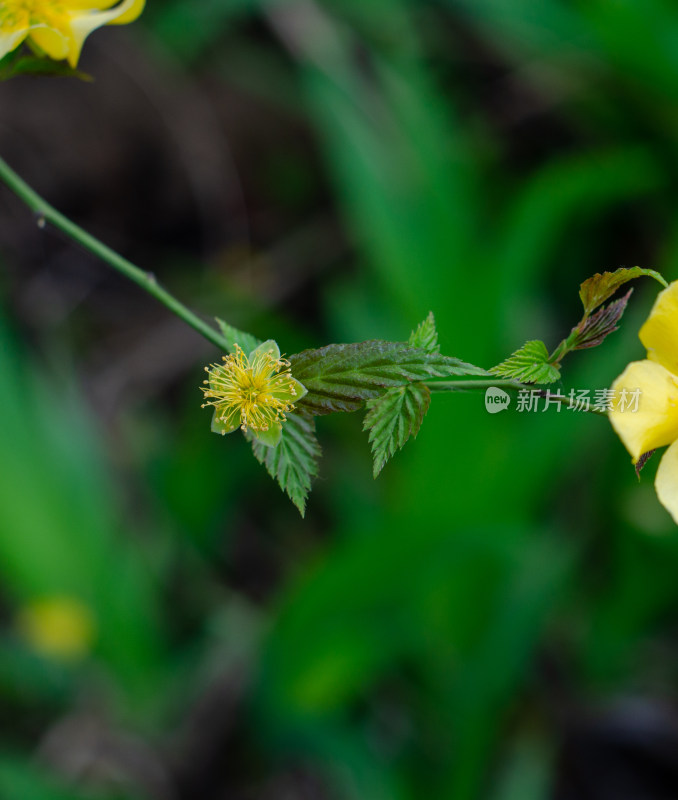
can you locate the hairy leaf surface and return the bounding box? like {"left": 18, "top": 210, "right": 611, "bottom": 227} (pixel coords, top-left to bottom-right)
{"left": 491, "top": 340, "right": 561, "bottom": 384}
{"left": 251, "top": 413, "right": 321, "bottom": 516}
{"left": 289, "top": 341, "right": 486, "bottom": 415}
{"left": 579, "top": 267, "right": 666, "bottom": 314}
{"left": 408, "top": 312, "right": 439, "bottom": 353}
{"left": 215, "top": 318, "right": 263, "bottom": 355}
{"left": 364, "top": 384, "right": 431, "bottom": 477}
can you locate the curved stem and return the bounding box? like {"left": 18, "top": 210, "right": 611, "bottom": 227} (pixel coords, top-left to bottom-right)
{"left": 0, "top": 155, "right": 613, "bottom": 422}
{"left": 427, "top": 379, "right": 525, "bottom": 392}
{"left": 0, "top": 155, "right": 228, "bottom": 351}
{"left": 426, "top": 378, "right": 607, "bottom": 416}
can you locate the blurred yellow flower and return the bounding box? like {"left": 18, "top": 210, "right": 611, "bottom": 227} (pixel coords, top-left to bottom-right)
{"left": 610, "top": 280, "right": 678, "bottom": 523}
{"left": 0, "top": 0, "right": 145, "bottom": 68}
{"left": 16, "top": 595, "right": 96, "bottom": 662}
{"left": 201, "top": 340, "right": 307, "bottom": 448}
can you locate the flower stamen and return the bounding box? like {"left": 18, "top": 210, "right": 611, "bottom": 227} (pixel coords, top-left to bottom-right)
{"left": 200, "top": 344, "right": 300, "bottom": 434}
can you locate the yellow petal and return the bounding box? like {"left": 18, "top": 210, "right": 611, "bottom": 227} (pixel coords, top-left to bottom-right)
{"left": 609, "top": 359, "right": 678, "bottom": 461}
{"left": 655, "top": 439, "right": 678, "bottom": 524}
{"left": 0, "top": 27, "right": 28, "bottom": 60}
{"left": 65, "top": 1, "right": 120, "bottom": 9}
{"left": 94, "top": 0, "right": 145, "bottom": 24}
{"left": 639, "top": 280, "right": 678, "bottom": 374}
{"left": 66, "top": 0, "right": 145, "bottom": 67}
{"left": 29, "top": 26, "right": 69, "bottom": 61}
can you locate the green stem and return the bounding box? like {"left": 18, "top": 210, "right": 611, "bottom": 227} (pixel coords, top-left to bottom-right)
{"left": 428, "top": 379, "right": 525, "bottom": 392}
{"left": 0, "top": 155, "right": 613, "bottom": 423}
{"left": 0, "top": 155, "right": 228, "bottom": 351}
{"left": 426, "top": 378, "right": 607, "bottom": 416}
{"left": 548, "top": 326, "right": 580, "bottom": 366}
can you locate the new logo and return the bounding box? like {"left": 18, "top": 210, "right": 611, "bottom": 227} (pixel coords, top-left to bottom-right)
{"left": 485, "top": 387, "right": 510, "bottom": 413}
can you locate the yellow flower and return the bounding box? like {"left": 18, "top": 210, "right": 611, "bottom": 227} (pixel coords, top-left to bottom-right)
{"left": 610, "top": 280, "right": 678, "bottom": 522}
{"left": 0, "top": 0, "right": 145, "bottom": 68}
{"left": 201, "top": 340, "right": 307, "bottom": 447}
{"left": 16, "top": 595, "right": 96, "bottom": 662}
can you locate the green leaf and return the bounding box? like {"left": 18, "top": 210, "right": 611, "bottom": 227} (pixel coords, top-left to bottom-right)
{"left": 215, "top": 318, "right": 262, "bottom": 355}
{"left": 289, "top": 341, "right": 487, "bottom": 415}
{"left": 490, "top": 340, "right": 561, "bottom": 384}
{"left": 0, "top": 53, "right": 92, "bottom": 82}
{"left": 251, "top": 413, "right": 321, "bottom": 516}
{"left": 579, "top": 267, "right": 667, "bottom": 314}
{"left": 408, "top": 312, "right": 439, "bottom": 353}
{"left": 363, "top": 384, "right": 431, "bottom": 477}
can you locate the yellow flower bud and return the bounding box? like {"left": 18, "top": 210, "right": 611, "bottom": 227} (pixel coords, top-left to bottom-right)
{"left": 16, "top": 595, "right": 96, "bottom": 662}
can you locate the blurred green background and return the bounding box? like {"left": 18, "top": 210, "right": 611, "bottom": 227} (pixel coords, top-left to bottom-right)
{"left": 1, "top": 1, "right": 678, "bottom": 798}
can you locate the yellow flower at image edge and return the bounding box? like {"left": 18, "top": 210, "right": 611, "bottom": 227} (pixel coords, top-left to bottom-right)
{"left": 0, "top": 0, "right": 145, "bottom": 68}
{"left": 201, "top": 340, "right": 307, "bottom": 448}
{"left": 610, "top": 280, "right": 678, "bottom": 523}
{"left": 17, "top": 596, "right": 96, "bottom": 662}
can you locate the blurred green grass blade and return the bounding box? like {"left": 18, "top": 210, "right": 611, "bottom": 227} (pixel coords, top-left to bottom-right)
{"left": 148, "top": 0, "right": 258, "bottom": 61}
{"left": 445, "top": 0, "right": 678, "bottom": 109}
{"left": 257, "top": 519, "right": 570, "bottom": 798}
{"left": 270, "top": 0, "right": 481, "bottom": 327}
{"left": 582, "top": 0, "right": 678, "bottom": 101}
{"left": 491, "top": 735, "right": 553, "bottom": 800}
{"left": 0, "top": 755, "right": 136, "bottom": 800}
{"left": 0, "top": 319, "right": 164, "bottom": 697}
{"left": 258, "top": 526, "right": 503, "bottom": 715}
{"left": 492, "top": 148, "right": 662, "bottom": 334}
{"left": 257, "top": 522, "right": 561, "bottom": 715}
{"left": 443, "top": 0, "right": 591, "bottom": 54}
{"left": 445, "top": 538, "right": 572, "bottom": 798}
{"left": 583, "top": 520, "right": 678, "bottom": 683}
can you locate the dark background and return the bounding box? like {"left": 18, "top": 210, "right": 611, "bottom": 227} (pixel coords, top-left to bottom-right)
{"left": 1, "top": 1, "right": 678, "bottom": 798}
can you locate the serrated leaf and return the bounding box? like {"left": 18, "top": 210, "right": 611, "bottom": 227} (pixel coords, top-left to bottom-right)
{"left": 571, "top": 289, "right": 632, "bottom": 350}
{"left": 251, "top": 413, "right": 321, "bottom": 516}
{"left": 289, "top": 341, "right": 487, "bottom": 415}
{"left": 363, "top": 384, "right": 431, "bottom": 477}
{"left": 490, "top": 340, "right": 561, "bottom": 384}
{"left": 215, "top": 318, "right": 262, "bottom": 355}
{"left": 579, "top": 267, "right": 667, "bottom": 314}
{"left": 408, "top": 312, "right": 439, "bottom": 353}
